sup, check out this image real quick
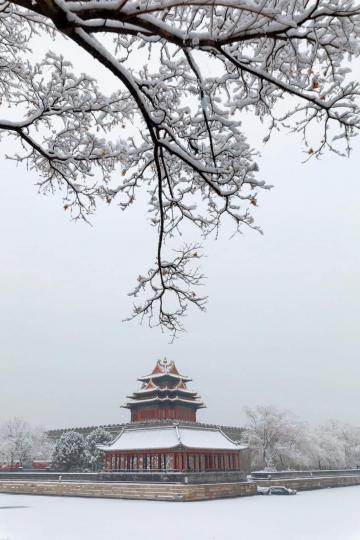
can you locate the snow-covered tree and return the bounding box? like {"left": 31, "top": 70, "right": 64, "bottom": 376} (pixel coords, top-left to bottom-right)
{"left": 51, "top": 431, "right": 85, "bottom": 471}
{"left": 244, "top": 405, "right": 312, "bottom": 470}
{"left": 30, "top": 427, "right": 55, "bottom": 464}
{"left": 244, "top": 406, "right": 360, "bottom": 471}
{"left": 314, "top": 420, "right": 360, "bottom": 469}
{"left": 0, "top": 418, "right": 53, "bottom": 468}
{"left": 84, "top": 427, "right": 113, "bottom": 471}
{"left": 1, "top": 1, "right": 360, "bottom": 335}
{"left": 0, "top": 418, "right": 34, "bottom": 467}
{"left": 339, "top": 422, "right": 360, "bottom": 468}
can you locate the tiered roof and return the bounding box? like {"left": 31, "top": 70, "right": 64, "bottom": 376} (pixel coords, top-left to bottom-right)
{"left": 122, "top": 358, "right": 205, "bottom": 414}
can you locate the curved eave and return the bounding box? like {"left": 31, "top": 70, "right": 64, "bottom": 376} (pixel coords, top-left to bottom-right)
{"left": 100, "top": 443, "right": 242, "bottom": 452}
{"left": 121, "top": 396, "right": 206, "bottom": 408}
{"left": 129, "top": 389, "right": 199, "bottom": 398}
{"left": 138, "top": 373, "right": 192, "bottom": 383}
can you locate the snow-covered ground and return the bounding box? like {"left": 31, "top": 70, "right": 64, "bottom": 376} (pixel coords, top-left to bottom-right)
{"left": 1, "top": 486, "right": 360, "bottom": 540}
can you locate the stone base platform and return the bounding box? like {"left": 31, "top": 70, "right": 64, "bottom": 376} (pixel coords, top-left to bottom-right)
{"left": 0, "top": 480, "right": 256, "bottom": 501}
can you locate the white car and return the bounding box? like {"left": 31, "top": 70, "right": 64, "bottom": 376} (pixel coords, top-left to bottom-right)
{"left": 257, "top": 486, "right": 270, "bottom": 495}
{"left": 268, "top": 486, "right": 297, "bottom": 495}
{"left": 257, "top": 485, "right": 297, "bottom": 495}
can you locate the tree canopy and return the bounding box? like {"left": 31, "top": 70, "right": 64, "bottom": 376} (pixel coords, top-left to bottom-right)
{"left": 50, "top": 428, "right": 113, "bottom": 470}
{"left": 244, "top": 406, "right": 360, "bottom": 471}
{"left": 0, "top": 418, "right": 53, "bottom": 467}
{"left": 52, "top": 430, "right": 86, "bottom": 470}
{"left": 1, "top": 0, "right": 360, "bottom": 336}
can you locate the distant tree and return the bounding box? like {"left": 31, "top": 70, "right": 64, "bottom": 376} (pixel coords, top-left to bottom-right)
{"left": 0, "top": 418, "right": 53, "bottom": 468}
{"left": 244, "top": 406, "right": 360, "bottom": 471}
{"left": 84, "top": 428, "right": 113, "bottom": 471}
{"left": 30, "top": 427, "right": 55, "bottom": 464}
{"left": 339, "top": 422, "right": 360, "bottom": 468}
{"left": 244, "top": 405, "right": 311, "bottom": 470}
{"left": 314, "top": 420, "right": 360, "bottom": 470}
{"left": 0, "top": 418, "right": 34, "bottom": 467}
{"left": 51, "top": 431, "right": 85, "bottom": 471}
{"left": 1, "top": 1, "right": 360, "bottom": 335}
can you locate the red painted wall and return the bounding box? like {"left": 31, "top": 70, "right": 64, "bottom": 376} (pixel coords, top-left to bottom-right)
{"left": 104, "top": 449, "right": 241, "bottom": 472}
{"left": 32, "top": 461, "right": 50, "bottom": 470}
{"left": 0, "top": 463, "right": 21, "bottom": 472}
{"left": 131, "top": 405, "right": 196, "bottom": 422}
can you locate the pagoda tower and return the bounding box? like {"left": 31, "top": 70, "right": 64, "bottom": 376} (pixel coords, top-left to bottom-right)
{"left": 99, "top": 358, "right": 250, "bottom": 475}
{"left": 122, "top": 358, "right": 205, "bottom": 422}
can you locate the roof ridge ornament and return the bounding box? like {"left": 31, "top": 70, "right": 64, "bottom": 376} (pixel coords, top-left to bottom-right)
{"left": 152, "top": 357, "right": 178, "bottom": 374}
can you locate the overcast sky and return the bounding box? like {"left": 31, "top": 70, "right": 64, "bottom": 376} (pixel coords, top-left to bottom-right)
{"left": 0, "top": 34, "right": 359, "bottom": 431}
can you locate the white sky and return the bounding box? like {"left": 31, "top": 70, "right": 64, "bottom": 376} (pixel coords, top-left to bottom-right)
{"left": 0, "top": 30, "right": 359, "bottom": 430}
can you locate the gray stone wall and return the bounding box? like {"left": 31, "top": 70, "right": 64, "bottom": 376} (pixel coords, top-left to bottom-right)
{"left": 0, "top": 480, "right": 256, "bottom": 501}
{"left": 251, "top": 469, "right": 360, "bottom": 480}
{"left": 253, "top": 474, "right": 360, "bottom": 491}
{"left": 1, "top": 473, "right": 360, "bottom": 501}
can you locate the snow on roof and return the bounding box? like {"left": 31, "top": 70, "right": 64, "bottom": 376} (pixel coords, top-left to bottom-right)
{"left": 122, "top": 396, "right": 205, "bottom": 408}
{"left": 138, "top": 372, "right": 191, "bottom": 382}
{"left": 99, "top": 425, "right": 247, "bottom": 452}
{"left": 177, "top": 427, "right": 245, "bottom": 450}
{"left": 133, "top": 386, "right": 197, "bottom": 396}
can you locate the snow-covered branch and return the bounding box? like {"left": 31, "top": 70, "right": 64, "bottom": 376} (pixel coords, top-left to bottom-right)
{"left": 1, "top": 0, "right": 360, "bottom": 334}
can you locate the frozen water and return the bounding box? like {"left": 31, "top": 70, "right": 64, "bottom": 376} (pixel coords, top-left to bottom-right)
{"left": 0, "top": 486, "right": 360, "bottom": 540}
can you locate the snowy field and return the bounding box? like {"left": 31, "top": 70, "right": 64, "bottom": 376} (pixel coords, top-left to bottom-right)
{"left": 1, "top": 486, "right": 360, "bottom": 540}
